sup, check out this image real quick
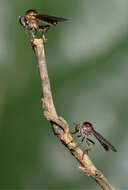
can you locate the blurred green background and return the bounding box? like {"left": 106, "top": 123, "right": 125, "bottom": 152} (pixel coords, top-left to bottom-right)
{"left": 0, "top": 0, "right": 128, "bottom": 189}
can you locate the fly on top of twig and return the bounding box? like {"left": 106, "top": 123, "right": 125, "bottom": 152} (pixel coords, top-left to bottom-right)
{"left": 19, "top": 9, "right": 68, "bottom": 40}
{"left": 72, "top": 122, "right": 117, "bottom": 159}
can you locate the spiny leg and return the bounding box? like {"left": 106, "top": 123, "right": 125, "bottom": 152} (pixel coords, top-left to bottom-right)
{"left": 39, "top": 25, "right": 51, "bottom": 43}
{"left": 68, "top": 136, "right": 85, "bottom": 150}
{"left": 70, "top": 127, "right": 81, "bottom": 142}
{"left": 71, "top": 131, "right": 78, "bottom": 135}
{"left": 66, "top": 128, "right": 79, "bottom": 147}
{"left": 72, "top": 136, "right": 85, "bottom": 150}
{"left": 82, "top": 138, "right": 94, "bottom": 159}
{"left": 87, "top": 138, "right": 95, "bottom": 145}
{"left": 43, "top": 25, "right": 50, "bottom": 33}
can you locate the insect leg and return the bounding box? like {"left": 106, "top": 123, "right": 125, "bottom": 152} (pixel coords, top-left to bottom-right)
{"left": 82, "top": 138, "right": 94, "bottom": 159}
{"left": 72, "top": 136, "right": 85, "bottom": 150}
{"left": 38, "top": 25, "right": 50, "bottom": 43}
{"left": 87, "top": 138, "right": 95, "bottom": 145}
{"left": 71, "top": 131, "right": 78, "bottom": 135}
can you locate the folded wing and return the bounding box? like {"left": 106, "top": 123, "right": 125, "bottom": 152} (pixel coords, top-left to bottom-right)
{"left": 36, "top": 14, "right": 68, "bottom": 25}
{"left": 93, "top": 130, "right": 117, "bottom": 152}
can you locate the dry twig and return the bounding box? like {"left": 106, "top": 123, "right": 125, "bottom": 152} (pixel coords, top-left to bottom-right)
{"left": 27, "top": 38, "right": 116, "bottom": 190}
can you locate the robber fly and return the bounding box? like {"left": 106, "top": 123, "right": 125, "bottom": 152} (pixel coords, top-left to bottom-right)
{"left": 19, "top": 9, "right": 68, "bottom": 35}
{"left": 72, "top": 121, "right": 117, "bottom": 159}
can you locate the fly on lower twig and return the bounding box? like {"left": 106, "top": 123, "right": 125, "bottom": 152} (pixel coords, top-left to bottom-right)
{"left": 19, "top": 9, "right": 68, "bottom": 39}
{"left": 72, "top": 122, "right": 117, "bottom": 159}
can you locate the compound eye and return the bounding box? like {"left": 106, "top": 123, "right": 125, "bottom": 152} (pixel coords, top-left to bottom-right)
{"left": 83, "top": 121, "right": 93, "bottom": 128}
{"left": 75, "top": 124, "right": 80, "bottom": 132}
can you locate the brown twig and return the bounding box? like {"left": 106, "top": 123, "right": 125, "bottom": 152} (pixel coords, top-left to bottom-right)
{"left": 29, "top": 38, "right": 116, "bottom": 190}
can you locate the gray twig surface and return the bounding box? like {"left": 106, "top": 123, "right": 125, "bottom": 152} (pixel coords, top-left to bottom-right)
{"left": 30, "top": 38, "right": 116, "bottom": 190}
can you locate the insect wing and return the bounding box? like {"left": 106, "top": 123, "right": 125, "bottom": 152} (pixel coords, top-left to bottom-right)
{"left": 93, "top": 130, "right": 117, "bottom": 152}
{"left": 36, "top": 14, "right": 68, "bottom": 25}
